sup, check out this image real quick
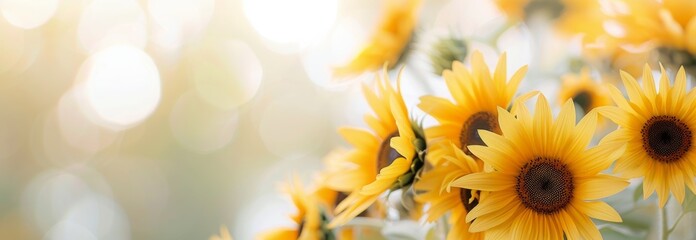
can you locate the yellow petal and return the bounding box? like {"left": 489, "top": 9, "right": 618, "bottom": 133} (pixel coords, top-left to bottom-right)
{"left": 576, "top": 174, "right": 629, "bottom": 200}
{"left": 575, "top": 201, "right": 622, "bottom": 222}
{"left": 450, "top": 172, "right": 515, "bottom": 191}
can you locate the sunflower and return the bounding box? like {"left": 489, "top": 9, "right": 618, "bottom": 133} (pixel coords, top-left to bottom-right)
{"left": 210, "top": 225, "right": 233, "bottom": 240}
{"left": 581, "top": 36, "right": 650, "bottom": 80}
{"left": 608, "top": 0, "right": 696, "bottom": 74}
{"left": 452, "top": 95, "right": 629, "bottom": 239}
{"left": 558, "top": 68, "right": 611, "bottom": 114}
{"left": 327, "top": 69, "right": 426, "bottom": 227}
{"left": 418, "top": 51, "right": 528, "bottom": 164}
{"left": 494, "top": 0, "right": 605, "bottom": 40}
{"left": 415, "top": 143, "right": 483, "bottom": 240}
{"left": 598, "top": 64, "right": 696, "bottom": 207}
{"left": 257, "top": 179, "right": 334, "bottom": 240}
{"left": 333, "top": 0, "right": 421, "bottom": 77}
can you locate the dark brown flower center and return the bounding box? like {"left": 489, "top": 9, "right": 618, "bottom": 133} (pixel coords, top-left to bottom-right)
{"left": 377, "top": 132, "right": 404, "bottom": 170}
{"left": 459, "top": 188, "right": 478, "bottom": 213}
{"left": 642, "top": 115, "right": 692, "bottom": 163}
{"left": 572, "top": 90, "right": 593, "bottom": 112}
{"left": 460, "top": 111, "right": 500, "bottom": 155}
{"left": 516, "top": 157, "right": 573, "bottom": 214}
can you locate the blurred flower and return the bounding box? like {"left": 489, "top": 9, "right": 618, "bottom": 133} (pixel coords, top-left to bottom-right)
{"left": 599, "top": 65, "right": 696, "bottom": 207}
{"left": 453, "top": 95, "right": 628, "bottom": 239}
{"left": 257, "top": 178, "right": 334, "bottom": 240}
{"left": 333, "top": 0, "right": 421, "bottom": 77}
{"left": 608, "top": 0, "right": 696, "bottom": 75}
{"left": 414, "top": 143, "right": 483, "bottom": 240}
{"left": 328, "top": 69, "right": 426, "bottom": 227}
{"left": 557, "top": 68, "right": 611, "bottom": 114}
{"left": 210, "top": 225, "right": 233, "bottom": 240}
{"left": 494, "top": 0, "right": 606, "bottom": 40}
{"left": 428, "top": 37, "right": 469, "bottom": 75}
{"left": 582, "top": 36, "right": 650, "bottom": 79}
{"left": 418, "top": 52, "right": 528, "bottom": 163}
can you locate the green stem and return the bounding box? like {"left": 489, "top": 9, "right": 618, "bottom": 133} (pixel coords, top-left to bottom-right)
{"left": 667, "top": 212, "right": 685, "bottom": 235}
{"left": 661, "top": 206, "right": 669, "bottom": 240}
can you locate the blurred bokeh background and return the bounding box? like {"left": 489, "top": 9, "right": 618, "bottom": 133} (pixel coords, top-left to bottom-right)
{"left": 2, "top": 0, "right": 693, "bottom": 239}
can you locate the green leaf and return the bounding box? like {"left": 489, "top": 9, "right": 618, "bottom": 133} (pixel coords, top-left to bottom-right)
{"left": 682, "top": 189, "right": 696, "bottom": 213}
{"left": 633, "top": 182, "right": 643, "bottom": 202}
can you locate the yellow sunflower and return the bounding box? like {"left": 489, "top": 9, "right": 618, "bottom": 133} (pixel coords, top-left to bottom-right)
{"left": 415, "top": 143, "right": 483, "bottom": 240}
{"left": 257, "top": 178, "right": 333, "bottom": 240}
{"left": 210, "top": 225, "right": 233, "bottom": 240}
{"left": 333, "top": 0, "right": 421, "bottom": 77}
{"left": 452, "top": 95, "right": 629, "bottom": 239}
{"left": 418, "top": 51, "right": 528, "bottom": 164}
{"left": 609, "top": 0, "right": 696, "bottom": 54}
{"left": 581, "top": 36, "right": 650, "bottom": 80}
{"left": 598, "top": 64, "right": 696, "bottom": 207}
{"left": 327, "top": 69, "right": 426, "bottom": 227}
{"left": 494, "top": 0, "right": 605, "bottom": 40}
{"left": 558, "top": 68, "right": 611, "bottom": 114}
{"left": 608, "top": 0, "right": 696, "bottom": 74}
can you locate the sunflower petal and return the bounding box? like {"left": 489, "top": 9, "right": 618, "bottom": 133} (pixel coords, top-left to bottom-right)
{"left": 450, "top": 172, "right": 515, "bottom": 191}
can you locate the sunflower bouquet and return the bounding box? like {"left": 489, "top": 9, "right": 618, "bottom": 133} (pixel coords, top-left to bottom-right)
{"left": 250, "top": 0, "right": 696, "bottom": 239}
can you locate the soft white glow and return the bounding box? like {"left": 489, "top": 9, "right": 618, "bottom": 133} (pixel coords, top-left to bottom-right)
{"left": 77, "top": 0, "right": 147, "bottom": 53}
{"left": 81, "top": 45, "right": 161, "bottom": 129}
{"left": 243, "top": 0, "right": 337, "bottom": 52}
{"left": 0, "top": 18, "right": 25, "bottom": 74}
{"left": 193, "top": 40, "right": 263, "bottom": 110}
{"left": 1, "top": 0, "right": 59, "bottom": 29}
{"left": 170, "top": 91, "right": 240, "bottom": 153}
{"left": 301, "top": 17, "right": 368, "bottom": 89}
{"left": 147, "top": 0, "right": 215, "bottom": 50}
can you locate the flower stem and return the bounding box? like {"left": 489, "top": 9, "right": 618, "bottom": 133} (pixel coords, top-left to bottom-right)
{"left": 661, "top": 206, "right": 669, "bottom": 240}
{"left": 667, "top": 212, "right": 685, "bottom": 235}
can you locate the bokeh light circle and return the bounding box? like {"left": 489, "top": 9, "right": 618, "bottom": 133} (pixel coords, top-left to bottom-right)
{"left": 56, "top": 88, "right": 119, "bottom": 154}
{"left": 0, "top": 18, "right": 25, "bottom": 74}
{"left": 1, "top": 0, "right": 59, "bottom": 29}
{"left": 243, "top": 0, "right": 338, "bottom": 52}
{"left": 77, "top": 0, "right": 147, "bottom": 53}
{"left": 192, "top": 39, "right": 263, "bottom": 110}
{"left": 147, "top": 0, "right": 215, "bottom": 50}
{"left": 80, "top": 45, "right": 161, "bottom": 130}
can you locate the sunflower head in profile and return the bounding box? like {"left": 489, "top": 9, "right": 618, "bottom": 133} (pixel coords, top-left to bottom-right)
{"left": 452, "top": 94, "right": 629, "bottom": 239}
{"left": 257, "top": 178, "right": 334, "bottom": 240}
{"left": 418, "top": 51, "right": 529, "bottom": 164}
{"left": 210, "top": 225, "right": 233, "bottom": 240}
{"left": 558, "top": 68, "right": 611, "bottom": 114}
{"left": 428, "top": 37, "right": 469, "bottom": 75}
{"left": 333, "top": 0, "right": 421, "bottom": 78}
{"left": 598, "top": 64, "right": 696, "bottom": 207}
{"left": 608, "top": 0, "right": 696, "bottom": 75}
{"left": 415, "top": 143, "right": 483, "bottom": 240}
{"left": 326, "top": 68, "right": 426, "bottom": 227}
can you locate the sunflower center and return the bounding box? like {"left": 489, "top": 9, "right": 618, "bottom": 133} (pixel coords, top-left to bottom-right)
{"left": 572, "top": 90, "right": 593, "bottom": 112}
{"left": 460, "top": 111, "right": 500, "bottom": 155}
{"left": 377, "top": 132, "right": 404, "bottom": 170}
{"left": 459, "top": 188, "right": 479, "bottom": 213}
{"left": 642, "top": 115, "right": 692, "bottom": 163}
{"left": 524, "top": 0, "right": 565, "bottom": 20}
{"left": 516, "top": 157, "right": 573, "bottom": 214}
